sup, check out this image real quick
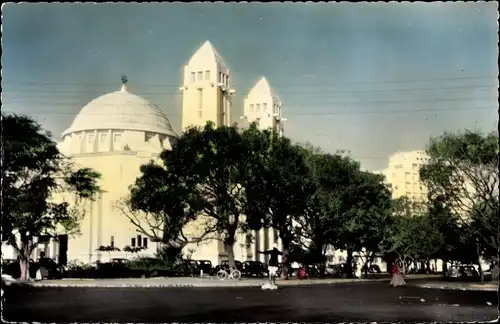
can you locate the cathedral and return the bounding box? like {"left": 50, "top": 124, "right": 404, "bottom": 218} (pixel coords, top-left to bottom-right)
{"left": 10, "top": 40, "right": 287, "bottom": 267}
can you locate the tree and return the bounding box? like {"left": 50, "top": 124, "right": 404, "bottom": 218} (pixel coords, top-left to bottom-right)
{"left": 158, "top": 122, "right": 255, "bottom": 269}
{"left": 298, "top": 150, "right": 345, "bottom": 277}
{"left": 425, "top": 194, "right": 462, "bottom": 274}
{"left": 380, "top": 198, "right": 440, "bottom": 274}
{"left": 242, "top": 130, "right": 314, "bottom": 279}
{"left": 420, "top": 130, "right": 499, "bottom": 278}
{"left": 116, "top": 157, "right": 211, "bottom": 251}
{"left": 2, "top": 113, "right": 101, "bottom": 280}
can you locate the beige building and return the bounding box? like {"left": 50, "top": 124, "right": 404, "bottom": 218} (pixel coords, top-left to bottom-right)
{"left": 4, "top": 40, "right": 282, "bottom": 267}
{"left": 241, "top": 77, "right": 286, "bottom": 135}
{"left": 10, "top": 81, "right": 177, "bottom": 264}
{"left": 179, "top": 40, "right": 236, "bottom": 131}
{"left": 379, "top": 150, "right": 429, "bottom": 202}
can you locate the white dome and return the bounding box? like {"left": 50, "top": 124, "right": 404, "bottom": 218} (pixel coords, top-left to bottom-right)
{"left": 62, "top": 84, "right": 176, "bottom": 137}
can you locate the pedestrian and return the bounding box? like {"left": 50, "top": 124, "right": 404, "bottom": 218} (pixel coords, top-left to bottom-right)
{"left": 258, "top": 243, "right": 283, "bottom": 290}
{"left": 355, "top": 261, "right": 362, "bottom": 279}
{"left": 390, "top": 262, "right": 406, "bottom": 287}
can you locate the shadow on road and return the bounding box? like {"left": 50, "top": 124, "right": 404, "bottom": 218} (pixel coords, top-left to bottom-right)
{"left": 3, "top": 282, "right": 498, "bottom": 323}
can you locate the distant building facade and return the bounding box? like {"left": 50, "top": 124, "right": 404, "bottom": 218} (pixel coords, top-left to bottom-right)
{"left": 379, "top": 150, "right": 429, "bottom": 202}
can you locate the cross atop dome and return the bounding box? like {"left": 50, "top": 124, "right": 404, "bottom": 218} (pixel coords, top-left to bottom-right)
{"left": 121, "top": 75, "right": 128, "bottom": 92}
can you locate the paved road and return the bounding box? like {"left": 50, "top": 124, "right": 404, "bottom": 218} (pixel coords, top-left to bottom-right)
{"left": 3, "top": 281, "right": 498, "bottom": 322}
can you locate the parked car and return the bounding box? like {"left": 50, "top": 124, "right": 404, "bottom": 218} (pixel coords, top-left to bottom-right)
{"left": 242, "top": 261, "right": 268, "bottom": 277}
{"left": 177, "top": 259, "right": 199, "bottom": 276}
{"left": 276, "top": 263, "right": 294, "bottom": 277}
{"left": 37, "top": 257, "right": 65, "bottom": 279}
{"left": 196, "top": 260, "right": 213, "bottom": 275}
{"left": 326, "top": 263, "right": 349, "bottom": 277}
{"left": 2, "top": 258, "right": 64, "bottom": 280}
{"left": 445, "top": 264, "right": 480, "bottom": 281}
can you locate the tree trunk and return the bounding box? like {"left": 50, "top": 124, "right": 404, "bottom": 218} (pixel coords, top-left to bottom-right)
{"left": 225, "top": 242, "right": 236, "bottom": 270}
{"left": 19, "top": 258, "right": 29, "bottom": 280}
{"left": 278, "top": 236, "right": 291, "bottom": 280}
{"left": 18, "top": 239, "right": 32, "bottom": 280}
{"left": 346, "top": 249, "right": 354, "bottom": 278}
{"left": 442, "top": 259, "right": 448, "bottom": 277}
{"left": 476, "top": 241, "right": 484, "bottom": 284}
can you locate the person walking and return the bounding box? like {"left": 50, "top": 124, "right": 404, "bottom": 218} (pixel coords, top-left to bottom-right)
{"left": 258, "top": 243, "right": 283, "bottom": 289}
{"left": 390, "top": 262, "right": 406, "bottom": 287}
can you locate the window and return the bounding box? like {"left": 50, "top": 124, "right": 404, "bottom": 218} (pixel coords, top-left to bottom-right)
{"left": 145, "top": 132, "right": 154, "bottom": 142}
{"left": 100, "top": 133, "right": 108, "bottom": 143}
{"left": 190, "top": 72, "right": 196, "bottom": 82}
{"left": 256, "top": 104, "right": 261, "bottom": 112}
{"left": 113, "top": 133, "right": 122, "bottom": 143}
{"left": 205, "top": 70, "right": 210, "bottom": 80}
{"left": 110, "top": 236, "right": 115, "bottom": 248}
{"left": 197, "top": 71, "right": 203, "bottom": 81}
{"left": 250, "top": 104, "right": 254, "bottom": 112}
{"left": 218, "top": 72, "right": 222, "bottom": 83}
{"left": 88, "top": 134, "right": 94, "bottom": 143}
{"left": 143, "top": 238, "right": 148, "bottom": 248}
{"left": 137, "top": 235, "right": 142, "bottom": 247}
{"left": 225, "top": 74, "right": 229, "bottom": 86}
{"left": 263, "top": 103, "right": 267, "bottom": 111}
{"left": 131, "top": 238, "right": 136, "bottom": 247}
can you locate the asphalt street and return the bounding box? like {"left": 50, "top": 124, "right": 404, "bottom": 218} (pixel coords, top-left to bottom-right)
{"left": 3, "top": 281, "right": 498, "bottom": 323}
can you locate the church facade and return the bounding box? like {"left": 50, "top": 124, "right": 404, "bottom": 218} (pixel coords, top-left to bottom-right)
{"left": 6, "top": 40, "right": 286, "bottom": 267}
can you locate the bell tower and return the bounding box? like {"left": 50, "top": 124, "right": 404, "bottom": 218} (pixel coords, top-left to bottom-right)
{"left": 180, "top": 41, "right": 236, "bottom": 131}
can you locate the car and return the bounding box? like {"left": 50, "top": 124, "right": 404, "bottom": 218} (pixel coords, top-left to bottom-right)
{"left": 2, "top": 258, "right": 64, "bottom": 280}
{"left": 242, "top": 261, "right": 268, "bottom": 277}
{"left": 445, "top": 264, "right": 480, "bottom": 281}
{"left": 195, "top": 260, "right": 213, "bottom": 275}
{"left": 37, "top": 257, "right": 65, "bottom": 279}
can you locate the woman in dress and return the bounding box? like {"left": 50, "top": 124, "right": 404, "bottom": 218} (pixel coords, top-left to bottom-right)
{"left": 390, "top": 262, "right": 406, "bottom": 287}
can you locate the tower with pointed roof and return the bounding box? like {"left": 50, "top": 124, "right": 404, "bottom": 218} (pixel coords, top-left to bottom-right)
{"left": 180, "top": 40, "right": 236, "bottom": 131}
{"left": 242, "top": 77, "right": 285, "bottom": 136}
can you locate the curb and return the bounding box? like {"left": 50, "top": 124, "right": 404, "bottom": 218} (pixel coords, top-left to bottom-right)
{"left": 26, "top": 275, "right": 442, "bottom": 289}
{"left": 29, "top": 278, "right": 390, "bottom": 289}
{"left": 414, "top": 283, "right": 498, "bottom": 292}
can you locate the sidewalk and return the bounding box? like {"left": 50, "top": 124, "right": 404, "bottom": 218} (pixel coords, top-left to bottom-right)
{"left": 413, "top": 280, "right": 499, "bottom": 292}
{"left": 28, "top": 274, "right": 441, "bottom": 288}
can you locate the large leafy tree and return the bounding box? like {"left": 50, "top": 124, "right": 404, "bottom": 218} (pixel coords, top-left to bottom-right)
{"left": 242, "top": 131, "right": 314, "bottom": 279}
{"left": 298, "top": 150, "right": 346, "bottom": 275}
{"left": 379, "top": 208, "right": 439, "bottom": 274}
{"left": 159, "top": 122, "right": 255, "bottom": 269}
{"left": 419, "top": 130, "right": 499, "bottom": 275}
{"left": 116, "top": 157, "right": 209, "bottom": 253}
{"left": 2, "top": 113, "right": 101, "bottom": 280}
{"left": 425, "top": 194, "right": 463, "bottom": 273}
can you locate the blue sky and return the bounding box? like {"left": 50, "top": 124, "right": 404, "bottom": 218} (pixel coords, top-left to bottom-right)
{"left": 2, "top": 2, "right": 498, "bottom": 170}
